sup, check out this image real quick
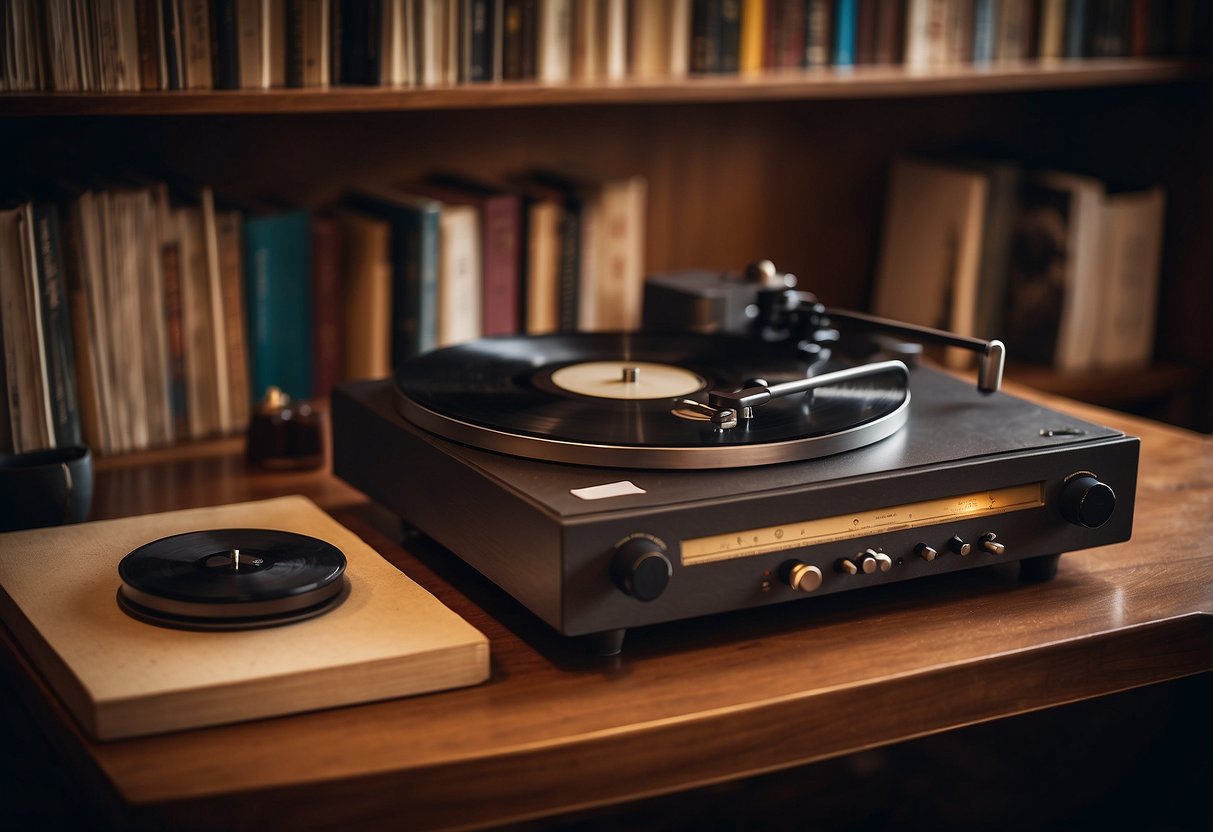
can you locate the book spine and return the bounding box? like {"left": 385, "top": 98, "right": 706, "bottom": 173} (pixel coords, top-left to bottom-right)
{"left": 33, "top": 203, "right": 83, "bottom": 448}
{"left": 833, "top": 0, "right": 858, "bottom": 66}
{"left": 972, "top": 0, "right": 996, "bottom": 62}
{"left": 179, "top": 0, "right": 214, "bottom": 88}
{"left": 556, "top": 205, "right": 580, "bottom": 332}
{"left": 160, "top": 237, "right": 191, "bottom": 441}
{"left": 216, "top": 210, "right": 250, "bottom": 428}
{"left": 310, "top": 216, "right": 343, "bottom": 397}
{"left": 244, "top": 213, "right": 313, "bottom": 402}
{"left": 717, "top": 0, "right": 741, "bottom": 71}
{"left": 161, "top": 0, "right": 184, "bottom": 89}
{"left": 804, "top": 0, "right": 833, "bottom": 66}
{"left": 1064, "top": 0, "right": 1087, "bottom": 57}
{"left": 135, "top": 0, "right": 163, "bottom": 89}
{"left": 336, "top": 0, "right": 380, "bottom": 84}
{"left": 213, "top": 0, "right": 242, "bottom": 88}
{"left": 464, "top": 0, "right": 496, "bottom": 81}
{"left": 481, "top": 194, "right": 522, "bottom": 336}
{"left": 417, "top": 204, "right": 440, "bottom": 353}
{"left": 691, "top": 0, "right": 722, "bottom": 72}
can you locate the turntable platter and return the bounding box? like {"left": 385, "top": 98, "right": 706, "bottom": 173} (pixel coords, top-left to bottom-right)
{"left": 394, "top": 333, "right": 909, "bottom": 469}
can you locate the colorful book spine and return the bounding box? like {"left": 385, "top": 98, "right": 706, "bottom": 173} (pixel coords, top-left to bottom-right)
{"left": 833, "top": 0, "right": 858, "bottom": 66}
{"left": 243, "top": 211, "right": 313, "bottom": 401}
{"left": 480, "top": 193, "right": 522, "bottom": 337}
{"left": 973, "top": 0, "right": 997, "bottom": 63}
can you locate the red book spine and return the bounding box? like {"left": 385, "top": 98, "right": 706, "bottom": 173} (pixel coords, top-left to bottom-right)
{"left": 310, "top": 217, "right": 342, "bottom": 398}
{"left": 481, "top": 194, "right": 522, "bottom": 336}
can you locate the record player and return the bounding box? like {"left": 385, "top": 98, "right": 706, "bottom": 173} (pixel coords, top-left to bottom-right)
{"left": 332, "top": 262, "right": 1138, "bottom": 654}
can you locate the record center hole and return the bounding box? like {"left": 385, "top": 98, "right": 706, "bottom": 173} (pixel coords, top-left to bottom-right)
{"left": 199, "top": 549, "right": 269, "bottom": 572}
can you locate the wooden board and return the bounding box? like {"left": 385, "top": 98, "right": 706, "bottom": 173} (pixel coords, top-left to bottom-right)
{"left": 0, "top": 496, "right": 489, "bottom": 740}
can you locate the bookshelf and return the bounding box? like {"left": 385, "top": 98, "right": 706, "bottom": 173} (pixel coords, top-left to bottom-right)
{"left": 2, "top": 59, "right": 1211, "bottom": 439}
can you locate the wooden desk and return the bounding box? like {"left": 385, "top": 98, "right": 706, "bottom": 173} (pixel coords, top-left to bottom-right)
{"left": 2, "top": 389, "right": 1211, "bottom": 831}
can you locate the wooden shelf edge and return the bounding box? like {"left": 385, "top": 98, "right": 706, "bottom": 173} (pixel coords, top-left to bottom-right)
{"left": 1, "top": 59, "right": 1207, "bottom": 117}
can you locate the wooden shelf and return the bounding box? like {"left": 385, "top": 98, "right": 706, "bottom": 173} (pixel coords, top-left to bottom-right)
{"left": 0, "top": 59, "right": 1207, "bottom": 116}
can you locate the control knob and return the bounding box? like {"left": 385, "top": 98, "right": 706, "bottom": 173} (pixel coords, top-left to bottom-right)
{"left": 611, "top": 538, "right": 672, "bottom": 601}
{"left": 1060, "top": 475, "right": 1116, "bottom": 528}
{"left": 781, "top": 560, "right": 823, "bottom": 592}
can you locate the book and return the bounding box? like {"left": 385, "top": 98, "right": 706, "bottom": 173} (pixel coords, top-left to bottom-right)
{"left": 521, "top": 170, "right": 646, "bottom": 332}
{"left": 627, "top": 0, "right": 690, "bottom": 77}
{"left": 287, "top": 0, "right": 330, "bottom": 86}
{"left": 243, "top": 210, "right": 313, "bottom": 402}
{"left": 462, "top": 0, "right": 498, "bottom": 82}
{"left": 63, "top": 190, "right": 110, "bottom": 453}
{"left": 213, "top": 0, "right": 242, "bottom": 88}
{"left": 0, "top": 205, "right": 53, "bottom": 453}
{"left": 152, "top": 183, "right": 190, "bottom": 441}
{"left": 216, "top": 208, "right": 251, "bottom": 428}
{"left": 872, "top": 158, "right": 989, "bottom": 369}
{"left": 537, "top": 0, "right": 572, "bottom": 81}
{"left": 1095, "top": 186, "right": 1166, "bottom": 370}
{"left": 337, "top": 210, "right": 393, "bottom": 379}
{"left": 199, "top": 189, "right": 233, "bottom": 436}
{"left": 179, "top": 0, "right": 214, "bottom": 88}
{"left": 345, "top": 188, "right": 441, "bottom": 363}
{"left": 31, "top": 203, "right": 83, "bottom": 448}
{"left": 135, "top": 0, "right": 163, "bottom": 90}
{"left": 739, "top": 0, "right": 764, "bottom": 71}
{"left": 763, "top": 0, "right": 804, "bottom": 69}
{"left": 419, "top": 0, "right": 460, "bottom": 86}
{"left": 1005, "top": 171, "right": 1105, "bottom": 372}
{"left": 334, "top": 0, "right": 381, "bottom": 84}
{"left": 310, "top": 215, "right": 342, "bottom": 398}
{"left": 804, "top": 0, "right": 833, "bottom": 66}
{"left": 873, "top": 0, "right": 906, "bottom": 64}
{"left": 435, "top": 202, "right": 483, "bottom": 347}
{"left": 502, "top": 0, "right": 537, "bottom": 80}
{"left": 131, "top": 187, "right": 173, "bottom": 447}
{"left": 904, "top": 0, "right": 948, "bottom": 66}
{"left": 691, "top": 0, "right": 724, "bottom": 73}
{"left": 161, "top": 0, "right": 185, "bottom": 89}
{"left": 522, "top": 190, "right": 562, "bottom": 335}
{"left": 176, "top": 200, "right": 222, "bottom": 439}
{"left": 833, "top": 0, "right": 857, "bottom": 66}
{"left": 234, "top": 0, "right": 271, "bottom": 88}
{"left": 420, "top": 176, "right": 523, "bottom": 337}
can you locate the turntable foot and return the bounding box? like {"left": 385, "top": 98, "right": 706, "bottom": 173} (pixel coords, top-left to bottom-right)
{"left": 585, "top": 629, "right": 626, "bottom": 656}
{"left": 1019, "top": 554, "right": 1061, "bottom": 582}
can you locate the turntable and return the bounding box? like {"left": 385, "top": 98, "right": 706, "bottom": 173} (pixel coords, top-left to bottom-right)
{"left": 332, "top": 264, "right": 1138, "bottom": 654}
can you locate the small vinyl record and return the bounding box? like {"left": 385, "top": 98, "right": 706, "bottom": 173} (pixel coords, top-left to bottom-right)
{"left": 395, "top": 332, "right": 910, "bottom": 468}
{"left": 116, "top": 529, "right": 349, "bottom": 631}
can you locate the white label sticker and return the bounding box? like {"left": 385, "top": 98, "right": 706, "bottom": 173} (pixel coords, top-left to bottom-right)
{"left": 570, "top": 481, "right": 647, "bottom": 501}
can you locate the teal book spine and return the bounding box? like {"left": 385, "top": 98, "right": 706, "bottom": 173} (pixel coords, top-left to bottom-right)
{"left": 243, "top": 211, "right": 313, "bottom": 402}
{"left": 834, "top": 0, "right": 858, "bottom": 66}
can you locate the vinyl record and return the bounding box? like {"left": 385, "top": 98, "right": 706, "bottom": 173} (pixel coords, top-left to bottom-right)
{"left": 116, "top": 529, "right": 348, "bottom": 630}
{"left": 395, "top": 333, "right": 910, "bottom": 468}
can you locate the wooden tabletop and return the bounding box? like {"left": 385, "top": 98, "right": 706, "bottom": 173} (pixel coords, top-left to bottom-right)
{"left": 2, "top": 386, "right": 1211, "bottom": 831}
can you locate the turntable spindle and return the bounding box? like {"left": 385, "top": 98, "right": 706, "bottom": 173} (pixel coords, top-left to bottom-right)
{"left": 621, "top": 367, "right": 639, "bottom": 384}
